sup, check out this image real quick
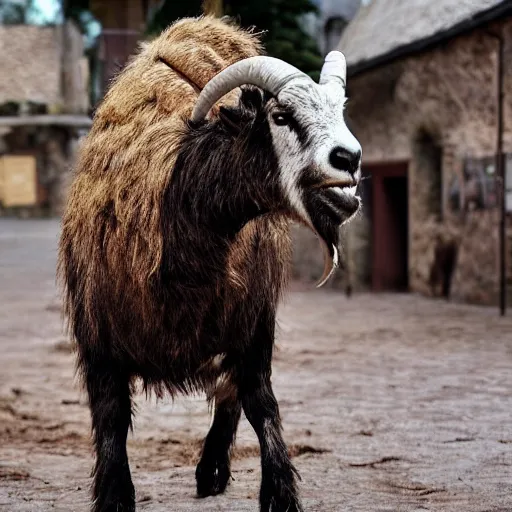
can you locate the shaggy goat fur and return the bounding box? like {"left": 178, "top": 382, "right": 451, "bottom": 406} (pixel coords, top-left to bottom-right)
{"left": 59, "top": 16, "right": 290, "bottom": 383}
{"left": 60, "top": 16, "right": 268, "bottom": 333}
{"left": 59, "top": 16, "right": 303, "bottom": 512}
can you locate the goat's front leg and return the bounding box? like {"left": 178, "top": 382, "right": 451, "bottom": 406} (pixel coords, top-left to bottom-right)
{"left": 196, "top": 378, "right": 241, "bottom": 497}
{"left": 239, "top": 309, "right": 303, "bottom": 512}
{"left": 83, "top": 353, "right": 135, "bottom": 512}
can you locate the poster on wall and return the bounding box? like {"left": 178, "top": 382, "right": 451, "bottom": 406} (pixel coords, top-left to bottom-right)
{"left": 0, "top": 155, "right": 37, "bottom": 207}
{"left": 449, "top": 156, "right": 498, "bottom": 213}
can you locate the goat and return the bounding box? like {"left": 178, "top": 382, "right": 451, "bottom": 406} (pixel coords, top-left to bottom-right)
{"left": 58, "top": 15, "right": 362, "bottom": 512}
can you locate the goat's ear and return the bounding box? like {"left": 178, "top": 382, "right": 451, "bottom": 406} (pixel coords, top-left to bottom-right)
{"left": 218, "top": 106, "right": 243, "bottom": 134}
{"left": 240, "top": 86, "right": 266, "bottom": 110}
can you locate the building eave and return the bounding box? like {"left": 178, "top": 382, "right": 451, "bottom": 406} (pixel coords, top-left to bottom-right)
{"left": 348, "top": 0, "right": 512, "bottom": 77}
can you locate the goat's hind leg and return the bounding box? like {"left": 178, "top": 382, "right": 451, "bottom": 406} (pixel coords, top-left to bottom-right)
{"left": 196, "top": 377, "right": 242, "bottom": 497}
{"left": 82, "top": 350, "right": 135, "bottom": 512}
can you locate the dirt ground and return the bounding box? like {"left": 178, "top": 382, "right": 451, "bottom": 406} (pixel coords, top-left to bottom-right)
{"left": 1, "top": 219, "right": 512, "bottom": 512}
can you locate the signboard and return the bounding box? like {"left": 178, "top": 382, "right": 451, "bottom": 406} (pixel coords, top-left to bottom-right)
{"left": 449, "top": 156, "right": 498, "bottom": 213}
{"left": 0, "top": 155, "right": 37, "bottom": 207}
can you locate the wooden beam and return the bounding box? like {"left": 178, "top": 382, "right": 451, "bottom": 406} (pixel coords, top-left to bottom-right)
{"left": 0, "top": 115, "right": 92, "bottom": 128}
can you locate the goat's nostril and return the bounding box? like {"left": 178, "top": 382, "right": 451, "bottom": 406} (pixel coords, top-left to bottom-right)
{"left": 329, "top": 147, "right": 361, "bottom": 175}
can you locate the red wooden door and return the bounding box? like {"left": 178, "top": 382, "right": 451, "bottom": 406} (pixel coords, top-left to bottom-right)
{"left": 367, "top": 162, "right": 409, "bottom": 291}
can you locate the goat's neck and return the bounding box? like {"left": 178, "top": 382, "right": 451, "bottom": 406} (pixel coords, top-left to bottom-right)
{"left": 162, "top": 108, "right": 280, "bottom": 286}
{"left": 162, "top": 170, "right": 274, "bottom": 288}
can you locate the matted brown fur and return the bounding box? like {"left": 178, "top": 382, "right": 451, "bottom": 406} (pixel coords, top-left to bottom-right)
{"left": 58, "top": 16, "right": 292, "bottom": 394}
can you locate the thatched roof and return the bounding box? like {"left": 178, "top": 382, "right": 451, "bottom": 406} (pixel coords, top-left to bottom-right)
{"left": 0, "top": 25, "right": 62, "bottom": 105}
{"left": 339, "top": 0, "right": 512, "bottom": 75}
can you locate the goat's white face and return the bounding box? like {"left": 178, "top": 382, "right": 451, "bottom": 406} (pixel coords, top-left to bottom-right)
{"left": 269, "top": 81, "right": 361, "bottom": 222}
{"left": 268, "top": 78, "right": 362, "bottom": 284}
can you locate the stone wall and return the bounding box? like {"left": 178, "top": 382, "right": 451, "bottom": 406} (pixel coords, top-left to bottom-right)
{"left": 0, "top": 125, "right": 77, "bottom": 217}
{"left": 322, "top": 18, "right": 512, "bottom": 305}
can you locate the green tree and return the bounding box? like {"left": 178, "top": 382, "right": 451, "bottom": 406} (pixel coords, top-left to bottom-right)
{"left": 61, "top": 0, "right": 90, "bottom": 33}
{"left": 224, "top": 0, "right": 322, "bottom": 81}
{"left": 0, "top": 0, "right": 45, "bottom": 24}
{"left": 146, "top": 0, "right": 204, "bottom": 35}
{"left": 147, "top": 0, "right": 323, "bottom": 80}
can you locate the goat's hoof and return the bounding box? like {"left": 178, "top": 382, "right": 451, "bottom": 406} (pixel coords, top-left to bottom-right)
{"left": 92, "top": 474, "right": 135, "bottom": 512}
{"left": 260, "top": 491, "right": 304, "bottom": 512}
{"left": 92, "top": 496, "right": 135, "bottom": 512}
{"left": 195, "top": 459, "right": 231, "bottom": 498}
{"left": 93, "top": 505, "right": 135, "bottom": 512}
{"left": 260, "top": 481, "right": 304, "bottom": 512}
{"left": 261, "top": 498, "right": 304, "bottom": 512}
{"left": 273, "top": 499, "right": 304, "bottom": 512}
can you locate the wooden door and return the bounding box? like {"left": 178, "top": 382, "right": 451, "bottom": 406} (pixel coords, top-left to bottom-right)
{"left": 366, "top": 162, "right": 409, "bottom": 291}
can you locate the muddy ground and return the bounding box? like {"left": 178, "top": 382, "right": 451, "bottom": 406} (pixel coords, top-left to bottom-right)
{"left": 1, "top": 219, "right": 512, "bottom": 512}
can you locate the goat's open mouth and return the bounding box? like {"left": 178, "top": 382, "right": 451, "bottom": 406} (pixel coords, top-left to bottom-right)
{"left": 308, "top": 182, "right": 360, "bottom": 221}
{"left": 313, "top": 177, "right": 357, "bottom": 190}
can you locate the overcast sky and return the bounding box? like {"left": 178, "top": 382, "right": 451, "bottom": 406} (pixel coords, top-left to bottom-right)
{"left": 34, "top": 0, "right": 61, "bottom": 22}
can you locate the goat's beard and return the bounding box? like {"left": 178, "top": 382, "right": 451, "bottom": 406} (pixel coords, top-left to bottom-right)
{"left": 315, "top": 222, "right": 340, "bottom": 288}
{"left": 301, "top": 187, "right": 360, "bottom": 287}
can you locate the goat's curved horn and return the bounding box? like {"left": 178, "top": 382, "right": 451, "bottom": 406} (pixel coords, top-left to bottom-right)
{"left": 319, "top": 51, "right": 347, "bottom": 87}
{"left": 191, "top": 56, "right": 311, "bottom": 122}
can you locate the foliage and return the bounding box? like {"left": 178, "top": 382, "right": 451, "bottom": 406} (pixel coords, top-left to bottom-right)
{"left": 62, "top": 0, "right": 90, "bottom": 33}
{"left": 146, "top": 0, "right": 323, "bottom": 80}
{"left": 224, "top": 0, "right": 322, "bottom": 80}
{"left": 146, "top": 0, "right": 204, "bottom": 35}
{"left": 0, "top": 0, "right": 46, "bottom": 24}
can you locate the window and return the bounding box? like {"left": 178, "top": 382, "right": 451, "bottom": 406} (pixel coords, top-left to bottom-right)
{"left": 450, "top": 156, "right": 498, "bottom": 213}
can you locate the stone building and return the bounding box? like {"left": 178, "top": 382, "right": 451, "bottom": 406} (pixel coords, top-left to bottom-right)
{"left": 302, "top": 0, "right": 361, "bottom": 55}
{"left": 0, "top": 22, "right": 91, "bottom": 216}
{"left": 329, "top": 0, "right": 512, "bottom": 305}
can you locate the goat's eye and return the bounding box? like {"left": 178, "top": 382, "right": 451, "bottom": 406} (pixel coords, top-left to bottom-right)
{"left": 272, "top": 112, "right": 291, "bottom": 126}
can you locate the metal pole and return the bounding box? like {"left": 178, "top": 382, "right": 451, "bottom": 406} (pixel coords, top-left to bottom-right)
{"left": 486, "top": 28, "right": 506, "bottom": 316}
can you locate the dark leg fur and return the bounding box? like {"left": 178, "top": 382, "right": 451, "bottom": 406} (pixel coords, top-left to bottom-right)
{"left": 196, "top": 392, "right": 242, "bottom": 497}
{"left": 239, "top": 309, "right": 303, "bottom": 512}
{"left": 83, "top": 353, "right": 135, "bottom": 512}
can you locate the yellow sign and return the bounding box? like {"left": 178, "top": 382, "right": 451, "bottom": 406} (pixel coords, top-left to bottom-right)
{"left": 0, "top": 155, "right": 37, "bottom": 207}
